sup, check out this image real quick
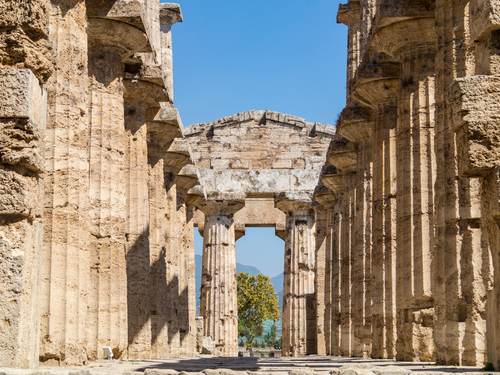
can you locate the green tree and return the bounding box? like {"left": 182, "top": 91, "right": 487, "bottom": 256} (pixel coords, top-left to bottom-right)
{"left": 237, "top": 272, "right": 280, "bottom": 349}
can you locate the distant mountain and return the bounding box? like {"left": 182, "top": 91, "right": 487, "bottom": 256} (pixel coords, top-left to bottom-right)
{"left": 195, "top": 255, "right": 284, "bottom": 312}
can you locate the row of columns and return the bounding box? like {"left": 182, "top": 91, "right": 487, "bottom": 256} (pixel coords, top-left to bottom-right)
{"left": 0, "top": 0, "right": 200, "bottom": 367}
{"left": 317, "top": 0, "right": 495, "bottom": 365}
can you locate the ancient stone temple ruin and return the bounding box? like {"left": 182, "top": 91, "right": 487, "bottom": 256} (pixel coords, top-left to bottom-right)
{"left": 4, "top": 0, "right": 500, "bottom": 371}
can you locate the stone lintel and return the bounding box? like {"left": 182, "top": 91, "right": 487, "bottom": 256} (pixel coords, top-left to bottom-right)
{"left": 471, "top": 0, "right": 500, "bottom": 42}
{"left": 372, "top": 0, "right": 435, "bottom": 32}
{"left": 197, "top": 197, "right": 246, "bottom": 216}
{"left": 337, "top": 106, "right": 375, "bottom": 144}
{"left": 146, "top": 107, "right": 183, "bottom": 147}
{"left": 370, "top": 17, "right": 436, "bottom": 57}
{"left": 448, "top": 74, "right": 500, "bottom": 177}
{"left": 321, "top": 174, "right": 346, "bottom": 193}
{"left": 160, "top": 3, "right": 183, "bottom": 26}
{"left": 337, "top": 1, "right": 361, "bottom": 26}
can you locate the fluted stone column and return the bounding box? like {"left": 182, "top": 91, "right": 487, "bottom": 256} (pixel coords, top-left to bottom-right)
{"left": 321, "top": 171, "right": 346, "bottom": 356}
{"left": 85, "top": 17, "right": 149, "bottom": 360}
{"left": 123, "top": 78, "right": 169, "bottom": 359}
{"left": 314, "top": 186, "right": 337, "bottom": 356}
{"left": 434, "top": 0, "right": 490, "bottom": 366}
{"left": 276, "top": 194, "right": 316, "bottom": 357}
{"left": 347, "top": 61, "right": 399, "bottom": 359}
{"left": 40, "top": 0, "right": 90, "bottom": 366}
{"left": 176, "top": 165, "right": 202, "bottom": 356}
{"left": 323, "top": 139, "right": 357, "bottom": 357}
{"left": 198, "top": 198, "right": 245, "bottom": 357}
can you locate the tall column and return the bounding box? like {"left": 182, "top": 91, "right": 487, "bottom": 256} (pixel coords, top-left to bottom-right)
{"left": 323, "top": 139, "right": 357, "bottom": 357}
{"left": 321, "top": 171, "right": 346, "bottom": 356}
{"left": 40, "top": 0, "right": 90, "bottom": 365}
{"left": 276, "top": 194, "right": 316, "bottom": 357}
{"left": 313, "top": 187, "right": 329, "bottom": 356}
{"left": 314, "top": 187, "right": 337, "bottom": 356}
{"left": 198, "top": 198, "right": 245, "bottom": 357}
{"left": 0, "top": 0, "right": 51, "bottom": 369}
{"left": 123, "top": 78, "right": 169, "bottom": 359}
{"left": 85, "top": 16, "right": 149, "bottom": 360}
{"left": 435, "top": 0, "right": 489, "bottom": 367}
{"left": 371, "top": 14, "right": 437, "bottom": 361}
{"left": 348, "top": 61, "right": 399, "bottom": 360}
{"left": 176, "top": 164, "right": 202, "bottom": 356}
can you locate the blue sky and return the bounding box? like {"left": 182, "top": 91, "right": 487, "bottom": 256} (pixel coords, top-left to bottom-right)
{"left": 167, "top": 0, "right": 348, "bottom": 278}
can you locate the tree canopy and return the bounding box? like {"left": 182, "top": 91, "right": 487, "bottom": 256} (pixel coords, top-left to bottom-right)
{"left": 237, "top": 272, "right": 280, "bottom": 348}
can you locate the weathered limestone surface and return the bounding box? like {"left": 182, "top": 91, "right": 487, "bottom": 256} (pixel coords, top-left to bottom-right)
{"left": 276, "top": 195, "right": 316, "bottom": 357}
{"left": 198, "top": 199, "right": 245, "bottom": 357}
{"left": 0, "top": 67, "right": 47, "bottom": 370}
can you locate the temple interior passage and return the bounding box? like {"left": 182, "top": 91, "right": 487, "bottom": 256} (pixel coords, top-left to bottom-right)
{"left": 3, "top": 0, "right": 500, "bottom": 371}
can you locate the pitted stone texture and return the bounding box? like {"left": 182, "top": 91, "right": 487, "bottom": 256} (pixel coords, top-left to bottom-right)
{"left": 184, "top": 110, "right": 334, "bottom": 175}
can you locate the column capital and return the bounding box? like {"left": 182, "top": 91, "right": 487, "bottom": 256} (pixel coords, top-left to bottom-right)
{"left": 275, "top": 192, "right": 315, "bottom": 215}
{"left": 327, "top": 138, "right": 357, "bottom": 173}
{"left": 160, "top": 3, "right": 183, "bottom": 27}
{"left": 197, "top": 196, "right": 245, "bottom": 216}
{"left": 314, "top": 186, "right": 337, "bottom": 207}
{"left": 370, "top": 17, "right": 436, "bottom": 58}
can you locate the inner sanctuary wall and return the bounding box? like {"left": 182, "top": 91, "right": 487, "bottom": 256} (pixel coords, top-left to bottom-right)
{"left": 5, "top": 0, "right": 500, "bottom": 371}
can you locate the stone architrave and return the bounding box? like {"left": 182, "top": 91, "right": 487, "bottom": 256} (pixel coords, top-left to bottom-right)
{"left": 197, "top": 198, "right": 245, "bottom": 357}
{"left": 276, "top": 193, "right": 316, "bottom": 357}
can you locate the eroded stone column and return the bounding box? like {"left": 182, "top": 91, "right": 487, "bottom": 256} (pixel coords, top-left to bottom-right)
{"left": 434, "top": 0, "right": 489, "bottom": 366}
{"left": 198, "top": 198, "right": 245, "bottom": 357}
{"left": 0, "top": 0, "right": 52, "bottom": 368}
{"left": 85, "top": 17, "right": 149, "bottom": 360}
{"left": 314, "top": 186, "right": 337, "bottom": 356}
{"left": 347, "top": 61, "right": 399, "bottom": 359}
{"left": 123, "top": 81, "right": 169, "bottom": 359}
{"left": 176, "top": 165, "right": 202, "bottom": 356}
{"left": 40, "top": 0, "right": 90, "bottom": 365}
{"left": 276, "top": 194, "right": 316, "bottom": 357}
{"left": 0, "top": 70, "right": 47, "bottom": 369}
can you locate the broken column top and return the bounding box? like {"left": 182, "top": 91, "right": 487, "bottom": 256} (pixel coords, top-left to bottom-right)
{"left": 160, "top": 3, "right": 183, "bottom": 25}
